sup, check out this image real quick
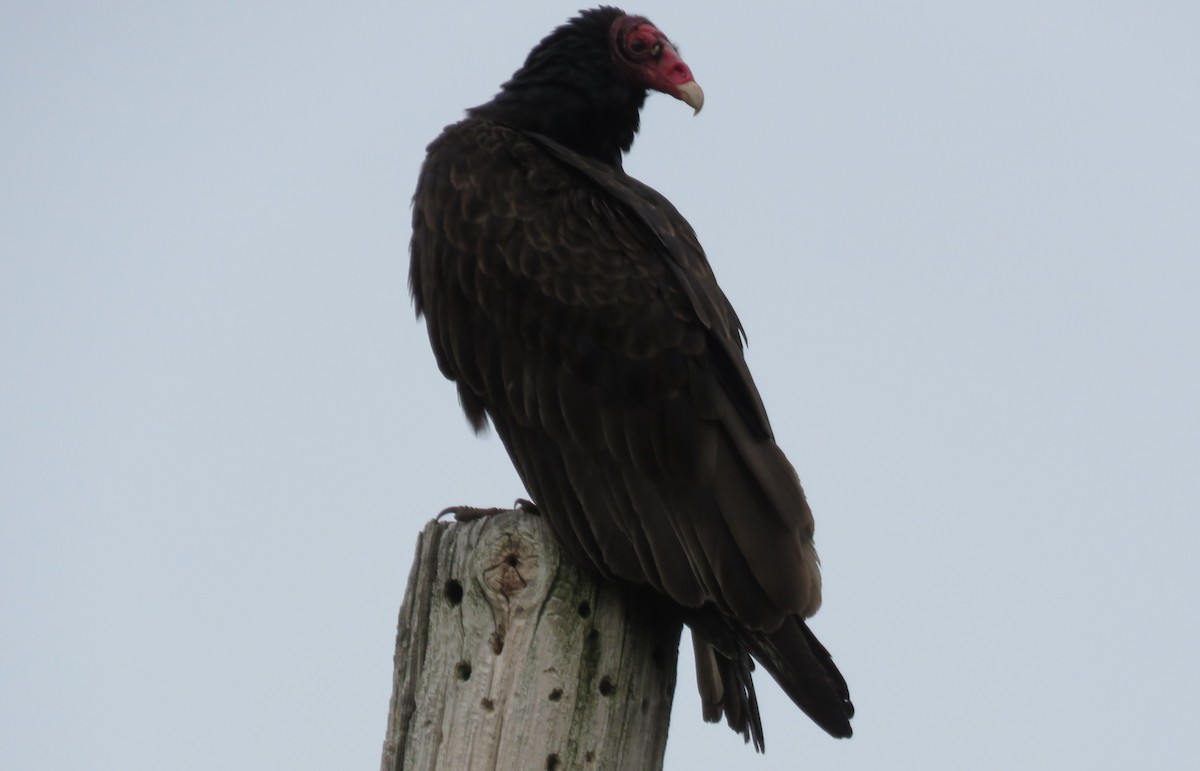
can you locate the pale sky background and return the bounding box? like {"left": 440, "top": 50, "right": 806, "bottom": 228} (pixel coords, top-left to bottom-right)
{"left": 3, "top": 1, "right": 1198, "bottom": 769}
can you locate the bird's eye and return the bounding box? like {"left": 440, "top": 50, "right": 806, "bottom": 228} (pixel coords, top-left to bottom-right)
{"left": 629, "top": 39, "right": 646, "bottom": 54}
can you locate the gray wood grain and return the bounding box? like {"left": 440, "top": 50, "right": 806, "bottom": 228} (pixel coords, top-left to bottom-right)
{"left": 381, "top": 510, "right": 682, "bottom": 771}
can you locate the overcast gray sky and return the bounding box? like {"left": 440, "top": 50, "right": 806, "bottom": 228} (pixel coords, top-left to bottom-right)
{"left": 3, "top": 1, "right": 1198, "bottom": 769}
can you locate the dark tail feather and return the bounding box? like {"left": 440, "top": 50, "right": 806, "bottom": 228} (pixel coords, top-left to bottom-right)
{"left": 692, "top": 635, "right": 765, "bottom": 752}
{"left": 742, "top": 616, "right": 854, "bottom": 738}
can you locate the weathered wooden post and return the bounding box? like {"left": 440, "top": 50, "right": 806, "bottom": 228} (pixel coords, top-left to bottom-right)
{"left": 380, "top": 509, "right": 682, "bottom": 771}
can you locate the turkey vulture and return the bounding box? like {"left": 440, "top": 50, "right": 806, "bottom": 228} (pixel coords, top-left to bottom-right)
{"left": 409, "top": 7, "right": 853, "bottom": 749}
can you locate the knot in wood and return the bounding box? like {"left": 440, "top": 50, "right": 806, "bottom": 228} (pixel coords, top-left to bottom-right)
{"left": 483, "top": 530, "right": 540, "bottom": 598}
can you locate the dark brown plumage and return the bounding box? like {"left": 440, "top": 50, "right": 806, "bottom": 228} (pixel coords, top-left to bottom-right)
{"left": 409, "top": 7, "right": 852, "bottom": 750}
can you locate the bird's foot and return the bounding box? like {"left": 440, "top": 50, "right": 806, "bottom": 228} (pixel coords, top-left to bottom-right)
{"left": 437, "top": 498, "right": 539, "bottom": 523}
{"left": 437, "top": 505, "right": 508, "bottom": 522}
{"left": 513, "top": 498, "right": 539, "bottom": 516}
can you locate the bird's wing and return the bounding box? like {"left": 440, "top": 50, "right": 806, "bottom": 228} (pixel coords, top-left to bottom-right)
{"left": 410, "top": 119, "right": 821, "bottom": 630}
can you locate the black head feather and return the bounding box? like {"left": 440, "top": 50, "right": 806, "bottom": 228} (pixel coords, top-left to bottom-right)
{"left": 469, "top": 7, "right": 647, "bottom": 167}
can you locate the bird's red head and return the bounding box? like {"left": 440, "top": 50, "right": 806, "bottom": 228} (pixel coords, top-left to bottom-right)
{"left": 609, "top": 15, "right": 704, "bottom": 114}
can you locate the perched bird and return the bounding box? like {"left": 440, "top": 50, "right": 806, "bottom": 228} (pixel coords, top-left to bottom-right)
{"left": 409, "top": 6, "right": 852, "bottom": 749}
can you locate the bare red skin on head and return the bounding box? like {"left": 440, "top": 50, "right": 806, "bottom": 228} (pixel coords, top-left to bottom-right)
{"left": 609, "top": 15, "right": 697, "bottom": 99}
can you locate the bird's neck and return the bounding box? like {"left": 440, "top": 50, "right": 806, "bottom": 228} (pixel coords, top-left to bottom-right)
{"left": 470, "top": 79, "right": 646, "bottom": 168}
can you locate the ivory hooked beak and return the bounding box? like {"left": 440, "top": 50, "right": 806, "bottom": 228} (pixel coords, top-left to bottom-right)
{"left": 677, "top": 80, "right": 704, "bottom": 115}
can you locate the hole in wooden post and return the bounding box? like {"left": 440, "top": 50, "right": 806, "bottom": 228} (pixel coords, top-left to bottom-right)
{"left": 443, "top": 579, "right": 463, "bottom": 605}
{"left": 585, "top": 750, "right": 595, "bottom": 763}
{"left": 598, "top": 676, "right": 615, "bottom": 697}
{"left": 546, "top": 753, "right": 560, "bottom": 770}
{"left": 481, "top": 698, "right": 494, "bottom": 712}
{"left": 577, "top": 600, "right": 591, "bottom": 618}
{"left": 456, "top": 661, "right": 472, "bottom": 681}
{"left": 504, "top": 552, "right": 519, "bottom": 567}
{"left": 548, "top": 688, "right": 563, "bottom": 702}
